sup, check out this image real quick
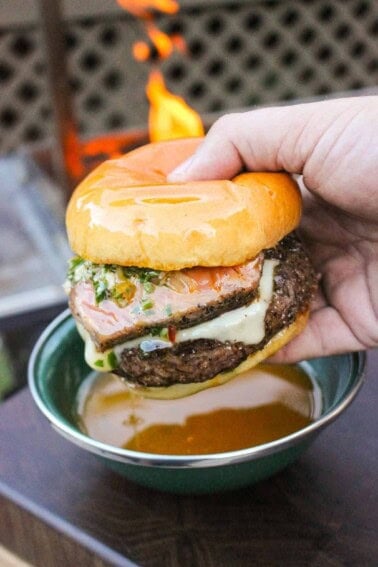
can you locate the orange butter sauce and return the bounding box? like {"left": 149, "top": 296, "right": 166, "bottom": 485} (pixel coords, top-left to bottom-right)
{"left": 76, "top": 364, "right": 321, "bottom": 455}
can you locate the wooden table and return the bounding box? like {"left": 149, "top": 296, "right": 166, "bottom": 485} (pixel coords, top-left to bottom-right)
{"left": 0, "top": 351, "right": 377, "bottom": 567}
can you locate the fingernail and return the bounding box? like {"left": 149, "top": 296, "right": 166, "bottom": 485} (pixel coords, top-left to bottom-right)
{"left": 168, "top": 155, "right": 195, "bottom": 181}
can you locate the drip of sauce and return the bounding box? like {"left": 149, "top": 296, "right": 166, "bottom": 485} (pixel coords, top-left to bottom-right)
{"left": 77, "top": 364, "right": 321, "bottom": 455}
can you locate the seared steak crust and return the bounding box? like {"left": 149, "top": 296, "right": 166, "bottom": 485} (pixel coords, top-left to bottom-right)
{"left": 115, "top": 234, "right": 317, "bottom": 387}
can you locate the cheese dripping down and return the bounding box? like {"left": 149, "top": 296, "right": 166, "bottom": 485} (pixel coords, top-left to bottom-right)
{"left": 78, "top": 259, "right": 278, "bottom": 372}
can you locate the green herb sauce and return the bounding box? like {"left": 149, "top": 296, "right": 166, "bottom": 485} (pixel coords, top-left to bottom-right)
{"left": 66, "top": 257, "right": 163, "bottom": 308}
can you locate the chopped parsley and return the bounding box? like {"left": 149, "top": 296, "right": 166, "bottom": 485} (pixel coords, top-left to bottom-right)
{"left": 143, "top": 281, "right": 155, "bottom": 294}
{"left": 94, "top": 279, "right": 108, "bottom": 303}
{"left": 66, "top": 257, "right": 160, "bottom": 307}
{"left": 159, "top": 328, "right": 169, "bottom": 340}
{"left": 150, "top": 326, "right": 163, "bottom": 336}
{"left": 67, "top": 256, "right": 85, "bottom": 281}
{"left": 141, "top": 298, "right": 154, "bottom": 311}
{"left": 107, "top": 351, "right": 118, "bottom": 370}
{"left": 94, "top": 352, "right": 117, "bottom": 370}
{"left": 149, "top": 326, "right": 169, "bottom": 339}
{"left": 67, "top": 257, "right": 117, "bottom": 304}
{"left": 122, "top": 267, "right": 161, "bottom": 284}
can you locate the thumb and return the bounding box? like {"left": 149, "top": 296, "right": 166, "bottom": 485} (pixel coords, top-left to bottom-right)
{"left": 167, "top": 99, "right": 357, "bottom": 182}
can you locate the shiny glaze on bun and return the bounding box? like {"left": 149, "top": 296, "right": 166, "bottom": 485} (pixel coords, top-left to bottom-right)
{"left": 66, "top": 138, "right": 301, "bottom": 270}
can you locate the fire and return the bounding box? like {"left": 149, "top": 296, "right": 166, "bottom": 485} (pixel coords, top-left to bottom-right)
{"left": 133, "top": 25, "right": 186, "bottom": 62}
{"left": 119, "top": 0, "right": 204, "bottom": 142}
{"left": 133, "top": 41, "right": 151, "bottom": 62}
{"left": 117, "top": 0, "right": 179, "bottom": 18}
{"left": 147, "top": 23, "right": 172, "bottom": 59}
{"left": 63, "top": 128, "right": 85, "bottom": 185}
{"left": 147, "top": 71, "right": 204, "bottom": 142}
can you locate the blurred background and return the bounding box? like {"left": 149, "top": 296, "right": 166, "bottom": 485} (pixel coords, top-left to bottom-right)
{"left": 1, "top": 0, "right": 378, "bottom": 151}
{"left": 0, "top": 0, "right": 377, "bottom": 400}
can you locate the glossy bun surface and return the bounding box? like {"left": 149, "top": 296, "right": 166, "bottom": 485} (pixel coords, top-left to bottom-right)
{"left": 66, "top": 138, "right": 301, "bottom": 270}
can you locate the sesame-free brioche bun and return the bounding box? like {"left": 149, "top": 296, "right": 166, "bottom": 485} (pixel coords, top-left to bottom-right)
{"left": 66, "top": 137, "right": 301, "bottom": 270}
{"left": 124, "top": 310, "right": 309, "bottom": 400}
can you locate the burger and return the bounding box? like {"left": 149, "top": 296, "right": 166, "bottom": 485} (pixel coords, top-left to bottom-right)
{"left": 65, "top": 137, "right": 317, "bottom": 399}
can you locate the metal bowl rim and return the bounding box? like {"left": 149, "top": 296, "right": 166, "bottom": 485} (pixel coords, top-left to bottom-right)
{"left": 28, "top": 309, "right": 366, "bottom": 469}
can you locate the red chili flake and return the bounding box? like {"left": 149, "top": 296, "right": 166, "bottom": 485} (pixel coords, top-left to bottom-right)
{"left": 168, "top": 325, "right": 176, "bottom": 342}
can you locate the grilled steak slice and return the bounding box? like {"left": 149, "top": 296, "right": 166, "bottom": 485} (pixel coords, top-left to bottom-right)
{"left": 115, "top": 234, "right": 317, "bottom": 387}
{"left": 69, "top": 255, "right": 262, "bottom": 351}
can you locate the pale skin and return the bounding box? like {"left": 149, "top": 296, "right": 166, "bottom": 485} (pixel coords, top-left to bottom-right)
{"left": 169, "top": 97, "right": 378, "bottom": 362}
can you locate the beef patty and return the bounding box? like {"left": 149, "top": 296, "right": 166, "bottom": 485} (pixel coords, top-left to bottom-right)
{"left": 115, "top": 234, "right": 317, "bottom": 387}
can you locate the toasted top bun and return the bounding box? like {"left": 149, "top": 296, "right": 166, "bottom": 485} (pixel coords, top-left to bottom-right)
{"left": 66, "top": 138, "right": 301, "bottom": 270}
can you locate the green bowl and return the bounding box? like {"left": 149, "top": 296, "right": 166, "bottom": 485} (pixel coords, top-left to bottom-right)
{"left": 28, "top": 310, "right": 365, "bottom": 494}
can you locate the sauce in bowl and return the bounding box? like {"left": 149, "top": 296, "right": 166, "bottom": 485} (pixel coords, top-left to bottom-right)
{"left": 76, "top": 364, "right": 321, "bottom": 455}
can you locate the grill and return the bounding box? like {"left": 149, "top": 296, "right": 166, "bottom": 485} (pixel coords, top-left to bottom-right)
{"left": 0, "top": 0, "right": 377, "bottom": 152}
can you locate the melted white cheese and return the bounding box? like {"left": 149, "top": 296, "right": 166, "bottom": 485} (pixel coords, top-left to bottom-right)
{"left": 80, "top": 259, "right": 278, "bottom": 372}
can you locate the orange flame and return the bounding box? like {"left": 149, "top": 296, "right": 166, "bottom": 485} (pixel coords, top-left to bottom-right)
{"left": 133, "top": 22, "right": 186, "bottom": 61}
{"left": 133, "top": 41, "right": 151, "bottom": 62}
{"left": 117, "top": 0, "right": 179, "bottom": 18}
{"left": 171, "top": 34, "right": 187, "bottom": 54}
{"left": 118, "top": 0, "right": 203, "bottom": 142}
{"left": 146, "top": 22, "right": 174, "bottom": 59}
{"left": 147, "top": 70, "right": 204, "bottom": 142}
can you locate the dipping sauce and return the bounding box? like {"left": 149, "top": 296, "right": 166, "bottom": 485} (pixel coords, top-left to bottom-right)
{"left": 76, "top": 364, "right": 321, "bottom": 455}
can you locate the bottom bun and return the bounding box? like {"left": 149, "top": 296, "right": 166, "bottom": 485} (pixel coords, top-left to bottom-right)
{"left": 121, "top": 310, "right": 310, "bottom": 400}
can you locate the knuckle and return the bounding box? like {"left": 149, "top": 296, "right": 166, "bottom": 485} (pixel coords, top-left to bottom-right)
{"left": 210, "top": 113, "right": 242, "bottom": 136}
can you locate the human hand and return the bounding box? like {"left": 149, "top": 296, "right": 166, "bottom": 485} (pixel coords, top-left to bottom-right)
{"left": 169, "top": 97, "right": 378, "bottom": 362}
